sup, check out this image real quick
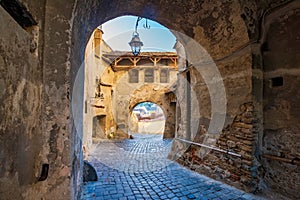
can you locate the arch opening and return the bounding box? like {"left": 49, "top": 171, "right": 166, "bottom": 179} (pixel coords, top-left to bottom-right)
{"left": 82, "top": 15, "right": 178, "bottom": 150}
{"left": 129, "top": 101, "right": 166, "bottom": 136}
{"left": 70, "top": 2, "right": 253, "bottom": 199}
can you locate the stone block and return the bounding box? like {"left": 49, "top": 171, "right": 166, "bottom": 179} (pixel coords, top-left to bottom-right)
{"left": 233, "top": 122, "right": 253, "bottom": 129}
{"left": 226, "top": 140, "right": 237, "bottom": 148}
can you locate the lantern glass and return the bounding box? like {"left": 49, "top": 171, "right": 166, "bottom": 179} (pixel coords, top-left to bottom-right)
{"left": 129, "top": 32, "right": 143, "bottom": 56}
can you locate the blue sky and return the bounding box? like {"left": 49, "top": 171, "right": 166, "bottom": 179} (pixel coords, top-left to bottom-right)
{"left": 102, "top": 16, "right": 176, "bottom": 52}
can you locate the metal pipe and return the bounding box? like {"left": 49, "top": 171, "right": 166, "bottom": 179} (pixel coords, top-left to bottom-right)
{"left": 262, "top": 154, "right": 300, "bottom": 166}
{"left": 174, "top": 138, "right": 241, "bottom": 157}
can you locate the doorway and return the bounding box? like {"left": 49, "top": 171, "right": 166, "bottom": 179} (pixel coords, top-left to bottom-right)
{"left": 92, "top": 115, "right": 106, "bottom": 139}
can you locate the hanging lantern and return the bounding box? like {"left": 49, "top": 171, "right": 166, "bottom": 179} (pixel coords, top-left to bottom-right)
{"left": 129, "top": 32, "right": 143, "bottom": 56}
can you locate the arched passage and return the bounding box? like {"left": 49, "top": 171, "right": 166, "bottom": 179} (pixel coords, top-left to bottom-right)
{"left": 128, "top": 84, "right": 176, "bottom": 139}
{"left": 69, "top": 1, "right": 252, "bottom": 198}
{"left": 0, "top": 1, "right": 299, "bottom": 200}
{"left": 129, "top": 102, "right": 166, "bottom": 135}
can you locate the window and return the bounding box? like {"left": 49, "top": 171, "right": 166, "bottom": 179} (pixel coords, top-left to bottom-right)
{"left": 160, "top": 69, "right": 169, "bottom": 83}
{"left": 271, "top": 77, "right": 283, "bottom": 87}
{"left": 144, "top": 68, "right": 154, "bottom": 83}
{"left": 129, "top": 69, "right": 139, "bottom": 83}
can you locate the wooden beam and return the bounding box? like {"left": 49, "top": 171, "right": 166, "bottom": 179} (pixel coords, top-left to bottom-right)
{"left": 149, "top": 57, "right": 155, "bottom": 65}
{"left": 129, "top": 57, "right": 140, "bottom": 66}
{"left": 172, "top": 58, "right": 177, "bottom": 66}
{"left": 149, "top": 57, "right": 161, "bottom": 66}
{"left": 114, "top": 57, "right": 122, "bottom": 66}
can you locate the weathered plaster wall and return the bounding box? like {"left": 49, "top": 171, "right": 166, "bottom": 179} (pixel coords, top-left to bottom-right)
{"left": 40, "top": 0, "right": 76, "bottom": 199}
{"left": 0, "top": 6, "right": 43, "bottom": 199}
{"left": 83, "top": 30, "right": 97, "bottom": 151}
{"left": 96, "top": 67, "right": 116, "bottom": 139}
{"left": 171, "top": 0, "right": 257, "bottom": 192}
{"left": 20, "top": 0, "right": 76, "bottom": 199}
{"left": 83, "top": 29, "right": 114, "bottom": 152}
{"left": 261, "top": 2, "right": 300, "bottom": 199}
{"left": 1, "top": 0, "right": 76, "bottom": 198}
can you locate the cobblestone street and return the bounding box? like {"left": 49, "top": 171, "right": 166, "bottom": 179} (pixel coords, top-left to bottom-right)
{"left": 81, "top": 134, "right": 266, "bottom": 200}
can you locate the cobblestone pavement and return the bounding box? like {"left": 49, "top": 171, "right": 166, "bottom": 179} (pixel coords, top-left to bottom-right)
{"left": 81, "top": 134, "right": 266, "bottom": 200}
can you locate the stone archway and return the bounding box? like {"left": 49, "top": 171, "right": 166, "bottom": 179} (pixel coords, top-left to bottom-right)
{"left": 129, "top": 102, "right": 166, "bottom": 135}
{"left": 70, "top": 1, "right": 251, "bottom": 198}
{"left": 0, "top": 0, "right": 251, "bottom": 199}
{"left": 1, "top": 1, "right": 300, "bottom": 199}
{"left": 128, "top": 84, "right": 176, "bottom": 138}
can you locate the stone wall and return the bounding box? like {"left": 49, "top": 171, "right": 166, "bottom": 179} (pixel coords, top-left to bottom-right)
{"left": 41, "top": 0, "right": 76, "bottom": 198}
{"left": 170, "top": 0, "right": 257, "bottom": 192}
{"left": 171, "top": 1, "right": 300, "bottom": 198}
{"left": 1, "top": 0, "right": 75, "bottom": 198}
{"left": 174, "top": 103, "right": 257, "bottom": 192}
{"left": 0, "top": 0, "right": 299, "bottom": 199}
{"left": 261, "top": 1, "right": 300, "bottom": 199}
{"left": 114, "top": 67, "right": 177, "bottom": 138}
{"left": 0, "top": 5, "right": 43, "bottom": 199}
{"left": 128, "top": 84, "right": 176, "bottom": 138}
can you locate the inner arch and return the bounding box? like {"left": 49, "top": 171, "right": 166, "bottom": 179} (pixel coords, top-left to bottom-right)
{"left": 129, "top": 101, "right": 166, "bottom": 135}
